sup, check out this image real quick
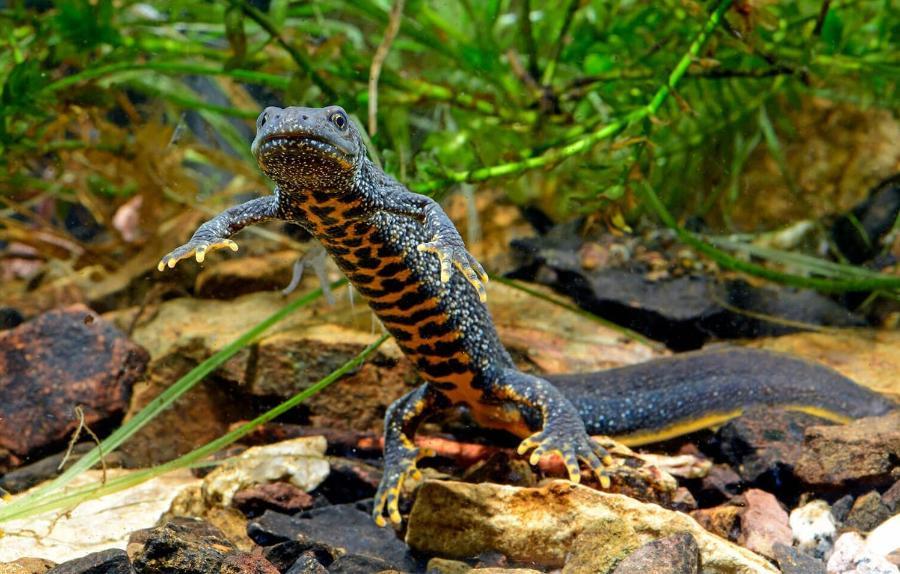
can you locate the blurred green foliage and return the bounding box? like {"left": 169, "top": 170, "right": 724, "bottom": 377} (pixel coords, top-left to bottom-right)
{"left": 0, "top": 0, "right": 897, "bottom": 290}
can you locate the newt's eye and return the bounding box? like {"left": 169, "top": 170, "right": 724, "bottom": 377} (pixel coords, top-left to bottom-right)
{"left": 330, "top": 111, "right": 348, "bottom": 130}
{"left": 257, "top": 111, "right": 268, "bottom": 129}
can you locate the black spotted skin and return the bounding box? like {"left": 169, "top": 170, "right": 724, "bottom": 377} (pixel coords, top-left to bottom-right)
{"left": 160, "top": 105, "right": 897, "bottom": 527}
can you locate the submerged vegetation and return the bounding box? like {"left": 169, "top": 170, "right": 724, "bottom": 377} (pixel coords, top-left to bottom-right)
{"left": 1, "top": 0, "right": 898, "bottom": 293}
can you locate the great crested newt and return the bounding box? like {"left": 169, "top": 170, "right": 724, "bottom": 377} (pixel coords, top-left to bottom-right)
{"left": 159, "top": 105, "right": 897, "bottom": 526}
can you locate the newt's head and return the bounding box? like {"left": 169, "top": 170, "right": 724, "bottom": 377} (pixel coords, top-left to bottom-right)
{"left": 251, "top": 105, "right": 363, "bottom": 189}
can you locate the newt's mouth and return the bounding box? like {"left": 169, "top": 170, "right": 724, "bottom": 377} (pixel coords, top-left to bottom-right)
{"left": 252, "top": 131, "right": 354, "bottom": 168}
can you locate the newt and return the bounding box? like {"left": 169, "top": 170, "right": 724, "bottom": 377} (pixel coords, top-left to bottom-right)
{"left": 159, "top": 105, "right": 897, "bottom": 526}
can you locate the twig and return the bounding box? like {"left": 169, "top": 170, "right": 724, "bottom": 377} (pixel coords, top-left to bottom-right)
{"left": 813, "top": 0, "right": 832, "bottom": 37}
{"left": 225, "top": 0, "right": 337, "bottom": 101}
{"left": 413, "top": 0, "right": 736, "bottom": 193}
{"left": 58, "top": 406, "right": 107, "bottom": 485}
{"left": 368, "top": 0, "right": 406, "bottom": 136}
{"left": 519, "top": 0, "right": 540, "bottom": 81}
{"left": 540, "top": 0, "right": 580, "bottom": 86}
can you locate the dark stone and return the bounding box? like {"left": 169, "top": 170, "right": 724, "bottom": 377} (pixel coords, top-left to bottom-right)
{"left": 132, "top": 518, "right": 236, "bottom": 573}
{"left": 773, "top": 543, "right": 826, "bottom": 574}
{"left": 311, "top": 457, "right": 380, "bottom": 504}
{"left": 712, "top": 407, "right": 831, "bottom": 493}
{"left": 248, "top": 504, "right": 417, "bottom": 572}
{"left": 0, "top": 305, "right": 149, "bottom": 459}
{"left": 831, "top": 173, "right": 900, "bottom": 264}
{"left": 284, "top": 552, "right": 327, "bottom": 574}
{"left": 695, "top": 464, "right": 742, "bottom": 506}
{"left": 0, "top": 306, "right": 24, "bottom": 330}
{"left": 831, "top": 495, "right": 854, "bottom": 524}
{"left": 510, "top": 229, "right": 866, "bottom": 350}
{"left": 233, "top": 482, "right": 315, "bottom": 518}
{"left": 327, "top": 554, "right": 395, "bottom": 574}
{"left": 0, "top": 442, "right": 94, "bottom": 494}
{"left": 611, "top": 532, "right": 700, "bottom": 574}
{"left": 261, "top": 540, "right": 338, "bottom": 571}
{"left": 844, "top": 491, "right": 892, "bottom": 532}
{"left": 46, "top": 549, "right": 133, "bottom": 574}
{"left": 671, "top": 487, "right": 698, "bottom": 513}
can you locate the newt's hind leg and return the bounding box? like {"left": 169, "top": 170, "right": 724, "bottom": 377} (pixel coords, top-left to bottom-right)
{"left": 496, "top": 369, "right": 612, "bottom": 487}
{"left": 373, "top": 384, "right": 441, "bottom": 527}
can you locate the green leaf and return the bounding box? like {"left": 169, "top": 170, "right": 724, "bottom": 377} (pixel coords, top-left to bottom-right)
{"left": 53, "top": 0, "right": 120, "bottom": 53}
{"left": 224, "top": 5, "right": 248, "bottom": 69}
{"left": 584, "top": 53, "right": 615, "bottom": 75}
{"left": 820, "top": 10, "right": 844, "bottom": 54}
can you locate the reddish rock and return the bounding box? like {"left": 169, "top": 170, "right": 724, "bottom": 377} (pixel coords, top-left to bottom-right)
{"left": 795, "top": 412, "right": 900, "bottom": 489}
{"left": 0, "top": 305, "right": 148, "bottom": 459}
{"left": 696, "top": 464, "right": 742, "bottom": 506}
{"left": 737, "top": 489, "right": 792, "bottom": 560}
{"left": 881, "top": 479, "right": 900, "bottom": 512}
{"left": 691, "top": 504, "right": 742, "bottom": 541}
{"left": 232, "top": 482, "right": 315, "bottom": 517}
{"left": 219, "top": 552, "right": 280, "bottom": 574}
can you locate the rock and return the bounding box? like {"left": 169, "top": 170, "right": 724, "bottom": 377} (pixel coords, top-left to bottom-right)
{"left": 845, "top": 491, "right": 892, "bottom": 532}
{"left": 0, "top": 305, "right": 148, "bottom": 460}
{"left": 132, "top": 518, "right": 274, "bottom": 574}
{"left": 827, "top": 532, "right": 867, "bottom": 574}
{"left": 406, "top": 480, "right": 778, "bottom": 573}
{"left": 248, "top": 504, "right": 417, "bottom": 572}
{"left": 695, "top": 464, "right": 743, "bottom": 506}
{"left": 832, "top": 495, "right": 855, "bottom": 525}
{"left": 232, "top": 482, "right": 316, "bottom": 517}
{"left": 690, "top": 504, "right": 742, "bottom": 541}
{"left": 671, "top": 487, "right": 698, "bottom": 513}
{"left": 830, "top": 174, "right": 900, "bottom": 264}
{"left": 284, "top": 551, "right": 327, "bottom": 574}
{"left": 0, "top": 558, "right": 56, "bottom": 573}
{"left": 881, "top": 480, "right": 900, "bottom": 512}
{"left": 311, "top": 457, "right": 380, "bottom": 505}
{"left": 610, "top": 532, "right": 700, "bottom": 574}
{"left": 790, "top": 500, "right": 836, "bottom": 557}
{"left": 426, "top": 558, "right": 472, "bottom": 573}
{"left": 194, "top": 250, "right": 298, "bottom": 299}
{"left": 219, "top": 552, "right": 280, "bottom": 574}
{"left": 45, "top": 550, "right": 133, "bottom": 574}
{"left": 866, "top": 515, "right": 900, "bottom": 562}
{"left": 327, "top": 554, "right": 395, "bottom": 573}
{"left": 713, "top": 407, "right": 831, "bottom": 489}
{"left": 201, "top": 437, "right": 329, "bottom": 507}
{"left": 736, "top": 489, "right": 792, "bottom": 560}
{"left": 795, "top": 412, "right": 900, "bottom": 490}
{"left": 0, "top": 307, "right": 24, "bottom": 330}
{"left": 0, "top": 443, "right": 95, "bottom": 494}
{"left": 260, "top": 540, "right": 337, "bottom": 572}
{"left": 562, "top": 519, "right": 641, "bottom": 573}
{"left": 0, "top": 469, "right": 200, "bottom": 563}
{"left": 164, "top": 484, "right": 255, "bottom": 550}
{"left": 772, "top": 543, "right": 826, "bottom": 574}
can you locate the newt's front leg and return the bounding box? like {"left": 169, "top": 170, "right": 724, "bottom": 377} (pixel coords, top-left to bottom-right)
{"left": 373, "top": 384, "right": 441, "bottom": 527}
{"left": 496, "top": 369, "right": 613, "bottom": 487}
{"left": 158, "top": 195, "right": 282, "bottom": 270}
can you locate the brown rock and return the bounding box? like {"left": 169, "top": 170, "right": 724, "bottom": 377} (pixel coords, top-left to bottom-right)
{"left": 611, "top": 532, "right": 701, "bottom": 574}
{"left": 690, "top": 505, "right": 742, "bottom": 541}
{"left": 132, "top": 518, "right": 239, "bottom": 573}
{"left": 844, "top": 491, "right": 892, "bottom": 532}
{"left": 563, "top": 520, "right": 641, "bottom": 573}
{"left": 795, "top": 411, "right": 900, "bottom": 489}
{"left": 0, "top": 558, "right": 56, "bottom": 574}
{"left": 881, "top": 479, "right": 900, "bottom": 512}
{"left": 232, "top": 482, "right": 315, "bottom": 517}
{"left": 406, "top": 480, "right": 777, "bottom": 573}
{"left": 696, "top": 464, "right": 742, "bottom": 506}
{"left": 219, "top": 552, "right": 280, "bottom": 574}
{"left": 772, "top": 543, "right": 826, "bottom": 574}
{"left": 0, "top": 305, "right": 148, "bottom": 458}
{"left": 45, "top": 549, "right": 132, "bottom": 574}
{"left": 737, "top": 489, "right": 792, "bottom": 560}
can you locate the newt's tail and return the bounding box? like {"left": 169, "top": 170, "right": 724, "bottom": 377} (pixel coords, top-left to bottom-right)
{"left": 547, "top": 348, "right": 897, "bottom": 446}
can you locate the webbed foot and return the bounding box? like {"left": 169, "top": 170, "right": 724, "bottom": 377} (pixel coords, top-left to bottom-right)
{"left": 372, "top": 444, "right": 435, "bottom": 527}
{"left": 517, "top": 428, "right": 613, "bottom": 488}
{"left": 158, "top": 238, "right": 239, "bottom": 271}
{"left": 417, "top": 236, "right": 489, "bottom": 302}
